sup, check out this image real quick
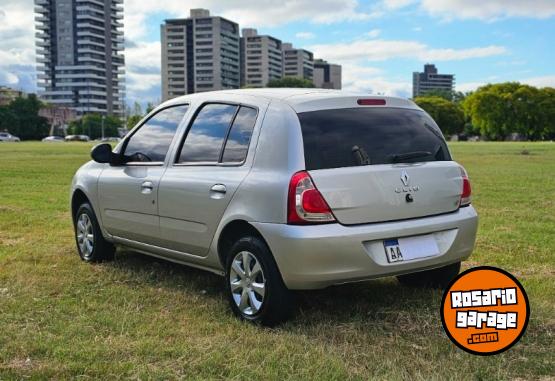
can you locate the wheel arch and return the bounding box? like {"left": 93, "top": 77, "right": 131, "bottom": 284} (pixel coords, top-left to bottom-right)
{"left": 217, "top": 219, "right": 269, "bottom": 267}
{"left": 71, "top": 188, "right": 91, "bottom": 224}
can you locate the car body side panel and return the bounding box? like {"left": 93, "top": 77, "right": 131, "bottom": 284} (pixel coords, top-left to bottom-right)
{"left": 70, "top": 161, "right": 111, "bottom": 238}
{"left": 204, "top": 99, "right": 306, "bottom": 268}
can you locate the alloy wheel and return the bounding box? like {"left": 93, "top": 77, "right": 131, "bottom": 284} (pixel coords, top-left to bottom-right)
{"left": 76, "top": 213, "right": 94, "bottom": 259}
{"left": 229, "top": 251, "right": 266, "bottom": 316}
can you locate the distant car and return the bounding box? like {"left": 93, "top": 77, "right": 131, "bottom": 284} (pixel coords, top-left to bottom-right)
{"left": 65, "top": 135, "right": 90, "bottom": 142}
{"left": 42, "top": 136, "right": 65, "bottom": 142}
{"left": 98, "top": 137, "right": 121, "bottom": 143}
{"left": 70, "top": 89, "right": 478, "bottom": 325}
{"left": 0, "top": 132, "right": 20, "bottom": 142}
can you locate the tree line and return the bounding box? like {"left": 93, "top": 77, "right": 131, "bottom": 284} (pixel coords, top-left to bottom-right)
{"left": 414, "top": 82, "right": 555, "bottom": 140}
{"left": 0, "top": 95, "right": 50, "bottom": 140}
{"left": 1, "top": 82, "right": 554, "bottom": 141}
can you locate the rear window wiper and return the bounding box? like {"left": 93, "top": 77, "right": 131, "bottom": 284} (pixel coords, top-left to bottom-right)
{"left": 352, "top": 145, "right": 371, "bottom": 165}
{"left": 390, "top": 151, "right": 432, "bottom": 163}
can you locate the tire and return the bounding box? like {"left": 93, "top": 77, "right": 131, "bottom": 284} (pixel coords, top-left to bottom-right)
{"left": 397, "top": 262, "right": 461, "bottom": 289}
{"left": 224, "top": 236, "right": 294, "bottom": 326}
{"left": 74, "top": 202, "right": 115, "bottom": 262}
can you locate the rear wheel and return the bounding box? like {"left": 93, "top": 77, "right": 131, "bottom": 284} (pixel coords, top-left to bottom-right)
{"left": 74, "top": 203, "right": 115, "bottom": 262}
{"left": 224, "top": 236, "right": 293, "bottom": 326}
{"left": 397, "top": 262, "right": 460, "bottom": 289}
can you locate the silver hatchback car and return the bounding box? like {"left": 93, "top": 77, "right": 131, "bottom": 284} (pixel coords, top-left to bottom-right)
{"left": 71, "top": 89, "right": 478, "bottom": 325}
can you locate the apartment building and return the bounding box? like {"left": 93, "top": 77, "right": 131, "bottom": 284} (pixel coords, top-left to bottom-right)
{"left": 313, "top": 59, "right": 342, "bottom": 89}
{"left": 34, "top": 0, "right": 125, "bottom": 116}
{"left": 161, "top": 9, "right": 240, "bottom": 101}
{"left": 240, "top": 28, "right": 283, "bottom": 87}
{"left": 282, "top": 43, "right": 314, "bottom": 80}
{"left": 412, "top": 64, "right": 455, "bottom": 98}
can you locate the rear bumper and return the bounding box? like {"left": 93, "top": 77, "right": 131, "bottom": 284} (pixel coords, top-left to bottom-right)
{"left": 252, "top": 206, "right": 478, "bottom": 290}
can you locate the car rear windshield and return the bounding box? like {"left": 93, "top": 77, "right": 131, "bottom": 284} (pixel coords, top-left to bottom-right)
{"left": 297, "top": 107, "right": 451, "bottom": 170}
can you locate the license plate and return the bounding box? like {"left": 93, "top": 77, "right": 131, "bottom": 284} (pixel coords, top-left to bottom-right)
{"left": 384, "top": 239, "right": 404, "bottom": 263}
{"left": 384, "top": 234, "right": 440, "bottom": 263}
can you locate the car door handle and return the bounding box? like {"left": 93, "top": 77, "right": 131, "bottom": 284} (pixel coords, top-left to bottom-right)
{"left": 210, "top": 184, "right": 227, "bottom": 194}
{"left": 141, "top": 181, "right": 154, "bottom": 194}
{"left": 209, "top": 184, "right": 227, "bottom": 199}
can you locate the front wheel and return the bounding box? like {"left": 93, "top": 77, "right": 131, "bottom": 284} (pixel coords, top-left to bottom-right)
{"left": 74, "top": 203, "right": 115, "bottom": 262}
{"left": 397, "top": 262, "right": 461, "bottom": 289}
{"left": 225, "top": 236, "right": 293, "bottom": 326}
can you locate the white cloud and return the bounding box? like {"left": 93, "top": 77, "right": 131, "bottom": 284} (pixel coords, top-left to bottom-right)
{"left": 339, "top": 63, "right": 410, "bottom": 97}
{"left": 0, "top": 0, "right": 36, "bottom": 91}
{"left": 521, "top": 75, "right": 555, "bottom": 89}
{"left": 295, "top": 32, "right": 316, "bottom": 40}
{"left": 124, "top": 0, "right": 378, "bottom": 40}
{"left": 365, "top": 29, "right": 381, "bottom": 38}
{"left": 424, "top": 46, "right": 507, "bottom": 61}
{"left": 125, "top": 41, "right": 162, "bottom": 104}
{"left": 382, "top": 0, "right": 417, "bottom": 10}
{"left": 457, "top": 75, "right": 555, "bottom": 93}
{"left": 385, "top": 0, "right": 555, "bottom": 21}
{"left": 310, "top": 39, "right": 507, "bottom": 62}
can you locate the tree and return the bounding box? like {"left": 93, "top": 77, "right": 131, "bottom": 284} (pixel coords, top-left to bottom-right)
{"left": 415, "top": 89, "right": 467, "bottom": 103}
{"left": 414, "top": 96, "right": 465, "bottom": 136}
{"left": 462, "top": 82, "right": 555, "bottom": 140}
{"left": 145, "top": 102, "right": 156, "bottom": 114}
{"left": 126, "top": 114, "right": 143, "bottom": 130}
{"left": 267, "top": 77, "right": 315, "bottom": 88}
{"left": 0, "top": 95, "right": 50, "bottom": 140}
{"left": 132, "top": 101, "right": 142, "bottom": 116}
{"left": 68, "top": 114, "right": 122, "bottom": 139}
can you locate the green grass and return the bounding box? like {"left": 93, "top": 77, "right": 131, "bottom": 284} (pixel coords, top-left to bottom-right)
{"left": 0, "top": 142, "right": 554, "bottom": 380}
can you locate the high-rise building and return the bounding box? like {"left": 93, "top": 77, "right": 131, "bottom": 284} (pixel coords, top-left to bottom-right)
{"left": 412, "top": 64, "right": 455, "bottom": 98}
{"left": 240, "top": 28, "right": 283, "bottom": 88}
{"left": 313, "top": 59, "right": 342, "bottom": 89}
{"left": 34, "top": 0, "right": 125, "bottom": 116}
{"left": 282, "top": 43, "right": 314, "bottom": 80}
{"left": 161, "top": 9, "right": 240, "bottom": 101}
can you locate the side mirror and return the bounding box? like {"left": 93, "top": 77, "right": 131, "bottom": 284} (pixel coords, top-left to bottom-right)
{"left": 91, "top": 143, "right": 114, "bottom": 164}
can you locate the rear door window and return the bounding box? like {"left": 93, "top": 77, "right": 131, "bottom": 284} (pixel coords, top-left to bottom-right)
{"left": 221, "top": 106, "right": 257, "bottom": 163}
{"left": 297, "top": 107, "right": 451, "bottom": 170}
{"left": 177, "top": 103, "right": 257, "bottom": 164}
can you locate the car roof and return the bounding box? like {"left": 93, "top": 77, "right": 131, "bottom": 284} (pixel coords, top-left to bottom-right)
{"left": 163, "top": 88, "right": 420, "bottom": 113}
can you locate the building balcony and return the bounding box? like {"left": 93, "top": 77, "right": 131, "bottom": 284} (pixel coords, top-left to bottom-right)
{"left": 78, "top": 89, "right": 108, "bottom": 97}
{"left": 56, "top": 81, "right": 107, "bottom": 89}
{"left": 36, "top": 56, "right": 51, "bottom": 64}
{"left": 78, "top": 48, "right": 106, "bottom": 56}
{"left": 76, "top": 0, "right": 105, "bottom": 7}
{"left": 77, "top": 22, "right": 105, "bottom": 32}
{"left": 76, "top": 13, "right": 106, "bottom": 23}
{"left": 35, "top": 23, "right": 50, "bottom": 31}
{"left": 56, "top": 73, "right": 105, "bottom": 80}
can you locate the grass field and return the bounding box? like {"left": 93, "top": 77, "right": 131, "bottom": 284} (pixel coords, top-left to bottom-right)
{"left": 0, "top": 142, "right": 554, "bottom": 380}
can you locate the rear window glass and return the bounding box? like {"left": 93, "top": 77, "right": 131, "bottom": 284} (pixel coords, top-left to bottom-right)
{"left": 297, "top": 107, "right": 451, "bottom": 170}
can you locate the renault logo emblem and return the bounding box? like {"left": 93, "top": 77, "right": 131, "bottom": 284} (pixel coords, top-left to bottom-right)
{"left": 400, "top": 170, "right": 410, "bottom": 186}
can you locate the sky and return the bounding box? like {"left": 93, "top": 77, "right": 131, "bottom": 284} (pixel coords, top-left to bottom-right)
{"left": 1, "top": 0, "right": 554, "bottom": 109}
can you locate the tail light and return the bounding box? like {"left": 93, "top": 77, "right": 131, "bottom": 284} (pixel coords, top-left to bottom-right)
{"left": 459, "top": 166, "right": 472, "bottom": 207}
{"left": 287, "top": 171, "right": 336, "bottom": 224}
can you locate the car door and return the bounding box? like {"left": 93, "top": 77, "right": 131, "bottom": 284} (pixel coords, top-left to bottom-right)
{"left": 98, "top": 104, "right": 189, "bottom": 244}
{"left": 157, "top": 102, "right": 260, "bottom": 256}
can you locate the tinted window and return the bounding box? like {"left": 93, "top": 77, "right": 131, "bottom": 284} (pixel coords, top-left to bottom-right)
{"left": 297, "top": 107, "right": 451, "bottom": 170}
{"left": 124, "top": 105, "right": 188, "bottom": 162}
{"left": 221, "top": 106, "right": 257, "bottom": 163}
{"left": 178, "top": 103, "right": 237, "bottom": 163}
